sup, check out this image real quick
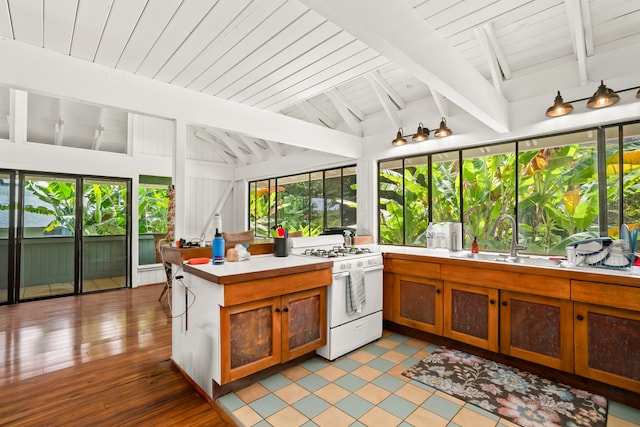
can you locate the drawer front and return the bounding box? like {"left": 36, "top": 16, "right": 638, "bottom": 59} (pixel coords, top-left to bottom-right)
{"left": 385, "top": 259, "right": 440, "bottom": 279}
{"left": 441, "top": 264, "right": 570, "bottom": 299}
{"left": 572, "top": 280, "right": 640, "bottom": 311}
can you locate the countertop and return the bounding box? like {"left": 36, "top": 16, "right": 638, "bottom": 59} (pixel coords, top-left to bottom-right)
{"left": 182, "top": 254, "right": 333, "bottom": 285}
{"left": 380, "top": 245, "right": 640, "bottom": 287}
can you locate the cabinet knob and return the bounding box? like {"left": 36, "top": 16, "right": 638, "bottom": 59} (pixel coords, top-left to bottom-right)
{"left": 436, "top": 289, "right": 441, "bottom": 294}
{"left": 489, "top": 299, "right": 495, "bottom": 305}
{"left": 501, "top": 301, "right": 507, "bottom": 306}
{"left": 275, "top": 308, "right": 281, "bottom": 313}
{"left": 283, "top": 307, "right": 289, "bottom": 313}
{"left": 577, "top": 314, "right": 584, "bottom": 321}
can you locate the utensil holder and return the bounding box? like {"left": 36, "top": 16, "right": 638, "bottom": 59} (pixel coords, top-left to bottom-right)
{"left": 274, "top": 238, "right": 289, "bottom": 257}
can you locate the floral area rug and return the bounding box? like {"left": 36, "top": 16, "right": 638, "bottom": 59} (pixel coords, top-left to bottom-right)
{"left": 402, "top": 347, "right": 607, "bottom": 427}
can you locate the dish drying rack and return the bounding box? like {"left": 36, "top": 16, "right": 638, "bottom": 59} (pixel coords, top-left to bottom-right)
{"left": 569, "top": 237, "right": 636, "bottom": 271}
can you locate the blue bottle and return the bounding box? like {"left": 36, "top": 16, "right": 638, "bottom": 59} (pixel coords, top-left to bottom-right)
{"left": 213, "top": 228, "right": 225, "bottom": 265}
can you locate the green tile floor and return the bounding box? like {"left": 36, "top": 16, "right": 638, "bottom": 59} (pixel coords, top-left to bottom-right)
{"left": 217, "top": 331, "right": 640, "bottom": 427}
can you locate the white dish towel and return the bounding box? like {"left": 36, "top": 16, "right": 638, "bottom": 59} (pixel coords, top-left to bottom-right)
{"left": 346, "top": 268, "right": 366, "bottom": 314}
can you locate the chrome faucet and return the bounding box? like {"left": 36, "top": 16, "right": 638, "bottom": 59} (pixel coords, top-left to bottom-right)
{"left": 491, "top": 214, "right": 528, "bottom": 257}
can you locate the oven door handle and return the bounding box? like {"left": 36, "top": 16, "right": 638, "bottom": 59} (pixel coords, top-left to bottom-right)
{"left": 333, "top": 264, "right": 383, "bottom": 278}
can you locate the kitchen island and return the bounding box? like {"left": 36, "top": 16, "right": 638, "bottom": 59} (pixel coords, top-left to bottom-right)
{"left": 171, "top": 254, "right": 332, "bottom": 399}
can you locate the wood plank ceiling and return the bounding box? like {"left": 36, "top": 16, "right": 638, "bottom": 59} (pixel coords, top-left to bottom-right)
{"left": 1, "top": 0, "right": 639, "bottom": 164}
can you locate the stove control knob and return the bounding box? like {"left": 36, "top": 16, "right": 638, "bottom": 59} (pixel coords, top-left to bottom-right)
{"left": 357, "top": 260, "right": 363, "bottom": 268}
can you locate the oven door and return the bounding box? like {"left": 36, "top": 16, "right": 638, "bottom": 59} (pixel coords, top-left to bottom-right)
{"left": 328, "top": 263, "right": 383, "bottom": 328}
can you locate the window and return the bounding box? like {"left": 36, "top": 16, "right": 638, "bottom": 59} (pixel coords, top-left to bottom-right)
{"left": 248, "top": 166, "right": 357, "bottom": 237}
{"left": 378, "top": 122, "right": 640, "bottom": 255}
{"left": 138, "top": 175, "right": 171, "bottom": 265}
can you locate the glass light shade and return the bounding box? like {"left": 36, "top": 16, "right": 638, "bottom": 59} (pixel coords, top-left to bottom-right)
{"left": 545, "top": 91, "right": 574, "bottom": 117}
{"left": 412, "top": 123, "right": 429, "bottom": 142}
{"left": 434, "top": 118, "right": 452, "bottom": 137}
{"left": 392, "top": 128, "right": 407, "bottom": 146}
{"left": 586, "top": 80, "right": 620, "bottom": 109}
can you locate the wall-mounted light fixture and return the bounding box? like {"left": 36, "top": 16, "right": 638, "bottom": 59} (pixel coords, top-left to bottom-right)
{"left": 391, "top": 117, "right": 452, "bottom": 146}
{"left": 546, "top": 80, "right": 639, "bottom": 118}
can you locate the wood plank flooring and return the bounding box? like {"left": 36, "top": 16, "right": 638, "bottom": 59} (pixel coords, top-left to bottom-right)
{"left": 0, "top": 284, "right": 232, "bottom": 426}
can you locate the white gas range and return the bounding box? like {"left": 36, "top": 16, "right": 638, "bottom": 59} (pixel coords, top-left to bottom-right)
{"left": 289, "top": 235, "right": 383, "bottom": 360}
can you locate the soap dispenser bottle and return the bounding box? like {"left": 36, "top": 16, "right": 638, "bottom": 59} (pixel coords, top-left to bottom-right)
{"left": 213, "top": 228, "right": 225, "bottom": 265}
{"left": 471, "top": 236, "right": 479, "bottom": 254}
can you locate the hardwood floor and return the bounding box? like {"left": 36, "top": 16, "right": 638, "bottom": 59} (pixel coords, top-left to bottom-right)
{"left": 0, "top": 284, "right": 232, "bottom": 426}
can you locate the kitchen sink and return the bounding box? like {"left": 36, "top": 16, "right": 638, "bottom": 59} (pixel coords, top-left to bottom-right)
{"left": 452, "top": 252, "right": 563, "bottom": 268}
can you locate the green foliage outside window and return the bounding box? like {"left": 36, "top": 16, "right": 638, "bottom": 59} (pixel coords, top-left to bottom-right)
{"left": 249, "top": 167, "right": 357, "bottom": 238}
{"left": 379, "top": 124, "right": 640, "bottom": 255}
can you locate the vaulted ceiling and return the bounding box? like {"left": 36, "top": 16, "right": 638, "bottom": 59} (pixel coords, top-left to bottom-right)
{"left": 1, "top": 0, "right": 639, "bottom": 165}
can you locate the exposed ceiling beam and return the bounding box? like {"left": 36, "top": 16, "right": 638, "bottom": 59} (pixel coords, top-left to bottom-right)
{"left": 565, "top": 0, "right": 588, "bottom": 86}
{"left": 367, "top": 70, "right": 405, "bottom": 110}
{"left": 301, "top": 0, "right": 510, "bottom": 134}
{"left": 264, "top": 139, "right": 285, "bottom": 157}
{"left": 92, "top": 107, "right": 104, "bottom": 150}
{"left": 474, "top": 27, "right": 503, "bottom": 95}
{"left": 236, "top": 133, "right": 267, "bottom": 162}
{"left": 430, "top": 89, "right": 448, "bottom": 119}
{"left": 580, "top": 0, "right": 594, "bottom": 56}
{"left": 482, "top": 23, "right": 511, "bottom": 81}
{"left": 194, "top": 128, "right": 237, "bottom": 164}
{"left": 0, "top": 38, "right": 362, "bottom": 158}
{"left": 54, "top": 99, "right": 64, "bottom": 146}
{"left": 326, "top": 89, "right": 362, "bottom": 135}
{"left": 207, "top": 129, "right": 248, "bottom": 165}
{"left": 366, "top": 74, "right": 401, "bottom": 129}
{"left": 298, "top": 100, "right": 336, "bottom": 128}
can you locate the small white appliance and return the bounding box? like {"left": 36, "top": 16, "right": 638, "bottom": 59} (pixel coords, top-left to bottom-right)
{"left": 427, "top": 222, "right": 462, "bottom": 251}
{"left": 289, "top": 235, "right": 383, "bottom": 360}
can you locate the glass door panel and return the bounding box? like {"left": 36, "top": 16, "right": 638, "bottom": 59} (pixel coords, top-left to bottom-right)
{"left": 0, "top": 172, "right": 12, "bottom": 303}
{"left": 20, "top": 175, "right": 76, "bottom": 299}
{"left": 82, "top": 178, "right": 128, "bottom": 292}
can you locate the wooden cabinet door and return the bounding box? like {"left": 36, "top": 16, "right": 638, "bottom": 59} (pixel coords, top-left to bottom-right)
{"left": 574, "top": 302, "right": 640, "bottom": 393}
{"left": 220, "top": 296, "right": 282, "bottom": 383}
{"left": 281, "top": 287, "right": 327, "bottom": 362}
{"left": 394, "top": 275, "right": 443, "bottom": 335}
{"left": 444, "top": 281, "right": 499, "bottom": 352}
{"left": 500, "top": 291, "right": 574, "bottom": 372}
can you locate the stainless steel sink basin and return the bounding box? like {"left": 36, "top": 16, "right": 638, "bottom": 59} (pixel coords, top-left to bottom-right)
{"left": 452, "top": 252, "right": 563, "bottom": 267}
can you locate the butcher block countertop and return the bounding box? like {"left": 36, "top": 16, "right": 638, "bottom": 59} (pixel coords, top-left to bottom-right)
{"left": 182, "top": 254, "right": 333, "bottom": 285}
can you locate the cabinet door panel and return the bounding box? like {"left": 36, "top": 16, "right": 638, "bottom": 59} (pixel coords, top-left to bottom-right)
{"left": 282, "top": 287, "right": 326, "bottom": 361}
{"left": 575, "top": 302, "right": 640, "bottom": 392}
{"left": 444, "top": 281, "right": 498, "bottom": 351}
{"left": 220, "top": 296, "right": 281, "bottom": 383}
{"left": 394, "top": 276, "right": 442, "bottom": 334}
{"left": 500, "top": 291, "right": 573, "bottom": 372}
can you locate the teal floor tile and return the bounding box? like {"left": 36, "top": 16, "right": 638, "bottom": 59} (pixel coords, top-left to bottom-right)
{"left": 393, "top": 343, "right": 421, "bottom": 356}
{"left": 422, "top": 393, "right": 462, "bottom": 420}
{"left": 216, "top": 392, "right": 244, "bottom": 412}
{"left": 297, "top": 373, "right": 330, "bottom": 392}
{"left": 302, "top": 357, "right": 330, "bottom": 372}
{"left": 249, "top": 394, "right": 288, "bottom": 418}
{"left": 367, "top": 357, "right": 395, "bottom": 372}
{"left": 259, "top": 372, "right": 291, "bottom": 392}
{"left": 335, "top": 394, "right": 375, "bottom": 419}
{"left": 334, "top": 373, "right": 368, "bottom": 392}
{"left": 292, "top": 394, "right": 331, "bottom": 419}
{"left": 372, "top": 372, "right": 406, "bottom": 392}
{"left": 332, "top": 357, "right": 362, "bottom": 372}
{"left": 608, "top": 401, "right": 640, "bottom": 423}
{"left": 378, "top": 394, "right": 417, "bottom": 419}
{"left": 363, "top": 343, "right": 387, "bottom": 356}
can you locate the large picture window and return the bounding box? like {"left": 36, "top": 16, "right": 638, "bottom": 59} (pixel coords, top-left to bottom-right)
{"left": 249, "top": 166, "right": 357, "bottom": 237}
{"left": 378, "top": 122, "right": 640, "bottom": 255}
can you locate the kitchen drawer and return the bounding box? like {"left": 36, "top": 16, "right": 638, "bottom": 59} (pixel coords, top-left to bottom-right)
{"left": 572, "top": 280, "right": 640, "bottom": 312}
{"left": 441, "top": 264, "right": 570, "bottom": 299}
{"left": 384, "top": 259, "right": 440, "bottom": 279}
